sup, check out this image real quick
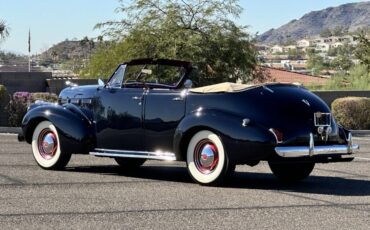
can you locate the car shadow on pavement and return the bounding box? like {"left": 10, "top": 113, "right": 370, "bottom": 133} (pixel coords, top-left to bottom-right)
{"left": 224, "top": 171, "right": 370, "bottom": 196}
{"left": 66, "top": 165, "right": 370, "bottom": 196}
{"left": 66, "top": 164, "right": 194, "bottom": 183}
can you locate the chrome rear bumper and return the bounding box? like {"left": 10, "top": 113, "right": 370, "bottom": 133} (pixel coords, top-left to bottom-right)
{"left": 275, "top": 132, "right": 359, "bottom": 158}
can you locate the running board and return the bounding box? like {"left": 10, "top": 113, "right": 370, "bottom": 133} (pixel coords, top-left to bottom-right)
{"left": 90, "top": 148, "right": 176, "bottom": 161}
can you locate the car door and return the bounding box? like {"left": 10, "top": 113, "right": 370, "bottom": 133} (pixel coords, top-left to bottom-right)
{"left": 95, "top": 64, "right": 145, "bottom": 151}
{"left": 95, "top": 87, "right": 145, "bottom": 151}
{"left": 144, "top": 88, "right": 186, "bottom": 152}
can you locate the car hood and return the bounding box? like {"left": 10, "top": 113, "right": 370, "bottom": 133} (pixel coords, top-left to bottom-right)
{"left": 59, "top": 85, "right": 100, "bottom": 100}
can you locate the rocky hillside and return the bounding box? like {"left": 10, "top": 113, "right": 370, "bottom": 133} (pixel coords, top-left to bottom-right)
{"left": 258, "top": 1, "right": 370, "bottom": 44}
{"left": 37, "top": 38, "right": 97, "bottom": 65}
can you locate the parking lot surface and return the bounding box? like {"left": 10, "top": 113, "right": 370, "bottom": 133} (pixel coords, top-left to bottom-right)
{"left": 0, "top": 134, "right": 369, "bottom": 229}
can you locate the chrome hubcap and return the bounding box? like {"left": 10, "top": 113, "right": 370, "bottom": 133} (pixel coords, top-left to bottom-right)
{"left": 38, "top": 129, "right": 58, "bottom": 160}
{"left": 194, "top": 139, "right": 219, "bottom": 174}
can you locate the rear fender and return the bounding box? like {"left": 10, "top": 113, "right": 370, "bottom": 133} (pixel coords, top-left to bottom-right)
{"left": 173, "top": 108, "right": 276, "bottom": 162}
{"left": 22, "top": 103, "right": 95, "bottom": 154}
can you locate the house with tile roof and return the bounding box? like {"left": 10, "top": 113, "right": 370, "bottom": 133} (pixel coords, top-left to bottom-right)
{"left": 260, "top": 67, "right": 328, "bottom": 85}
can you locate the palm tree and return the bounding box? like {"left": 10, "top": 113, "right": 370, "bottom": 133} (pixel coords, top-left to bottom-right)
{"left": 0, "top": 20, "right": 10, "bottom": 41}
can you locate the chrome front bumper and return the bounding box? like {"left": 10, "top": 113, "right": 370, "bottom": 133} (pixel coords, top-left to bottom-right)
{"left": 275, "top": 132, "right": 359, "bottom": 158}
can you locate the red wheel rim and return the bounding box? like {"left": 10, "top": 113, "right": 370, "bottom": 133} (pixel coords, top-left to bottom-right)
{"left": 194, "top": 139, "right": 219, "bottom": 174}
{"left": 37, "top": 128, "right": 58, "bottom": 160}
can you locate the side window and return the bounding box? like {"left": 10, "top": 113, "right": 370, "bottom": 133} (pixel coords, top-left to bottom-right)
{"left": 123, "top": 65, "right": 143, "bottom": 83}
{"left": 107, "top": 65, "right": 126, "bottom": 88}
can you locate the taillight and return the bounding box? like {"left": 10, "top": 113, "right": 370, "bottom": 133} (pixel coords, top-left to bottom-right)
{"left": 269, "top": 128, "right": 283, "bottom": 143}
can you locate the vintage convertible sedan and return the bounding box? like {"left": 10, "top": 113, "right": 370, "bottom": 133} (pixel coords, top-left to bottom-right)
{"left": 19, "top": 59, "right": 359, "bottom": 185}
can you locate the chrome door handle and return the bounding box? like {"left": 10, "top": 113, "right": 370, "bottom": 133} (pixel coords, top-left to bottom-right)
{"left": 132, "top": 96, "right": 142, "bottom": 100}
{"left": 172, "top": 97, "right": 184, "bottom": 101}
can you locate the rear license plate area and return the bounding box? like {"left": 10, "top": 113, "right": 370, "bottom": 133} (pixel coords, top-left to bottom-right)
{"left": 314, "top": 112, "right": 331, "bottom": 127}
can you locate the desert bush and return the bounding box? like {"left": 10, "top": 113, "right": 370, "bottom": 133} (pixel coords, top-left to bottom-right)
{"left": 332, "top": 97, "right": 370, "bottom": 130}
{"left": 6, "top": 92, "right": 58, "bottom": 127}
{"left": 6, "top": 92, "right": 31, "bottom": 127}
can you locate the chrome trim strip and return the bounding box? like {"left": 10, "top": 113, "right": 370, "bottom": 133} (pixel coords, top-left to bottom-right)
{"left": 275, "top": 131, "right": 359, "bottom": 158}
{"left": 275, "top": 144, "right": 359, "bottom": 158}
{"left": 309, "top": 133, "right": 314, "bottom": 156}
{"left": 90, "top": 148, "right": 176, "bottom": 161}
{"left": 347, "top": 132, "right": 353, "bottom": 154}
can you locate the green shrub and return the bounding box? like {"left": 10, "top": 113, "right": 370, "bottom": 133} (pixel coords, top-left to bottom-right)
{"left": 308, "top": 64, "right": 370, "bottom": 91}
{"left": 332, "top": 97, "right": 370, "bottom": 130}
{"left": 0, "top": 85, "right": 8, "bottom": 126}
{"left": 0, "top": 85, "right": 7, "bottom": 102}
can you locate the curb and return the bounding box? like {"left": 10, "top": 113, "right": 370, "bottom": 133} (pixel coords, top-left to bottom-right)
{"left": 0, "top": 127, "right": 22, "bottom": 134}
{"left": 351, "top": 130, "right": 370, "bottom": 137}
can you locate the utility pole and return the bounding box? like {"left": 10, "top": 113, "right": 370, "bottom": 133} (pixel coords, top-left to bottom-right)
{"left": 28, "top": 29, "right": 31, "bottom": 72}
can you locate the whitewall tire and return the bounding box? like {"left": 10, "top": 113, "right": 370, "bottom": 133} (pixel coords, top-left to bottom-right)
{"left": 31, "top": 121, "right": 71, "bottom": 169}
{"left": 187, "top": 130, "right": 234, "bottom": 185}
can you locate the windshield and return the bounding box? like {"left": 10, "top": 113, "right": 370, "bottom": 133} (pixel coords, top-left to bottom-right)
{"left": 107, "top": 63, "right": 186, "bottom": 88}
{"left": 124, "top": 64, "right": 186, "bottom": 87}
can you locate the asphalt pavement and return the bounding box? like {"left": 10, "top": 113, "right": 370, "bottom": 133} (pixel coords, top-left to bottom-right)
{"left": 0, "top": 134, "right": 369, "bottom": 229}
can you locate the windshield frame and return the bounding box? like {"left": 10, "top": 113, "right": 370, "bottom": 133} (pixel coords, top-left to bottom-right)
{"left": 106, "top": 59, "right": 193, "bottom": 89}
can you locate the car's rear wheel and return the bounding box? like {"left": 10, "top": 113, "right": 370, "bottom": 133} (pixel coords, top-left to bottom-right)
{"left": 187, "top": 130, "right": 234, "bottom": 186}
{"left": 114, "top": 158, "right": 146, "bottom": 171}
{"left": 268, "top": 161, "right": 315, "bottom": 182}
{"left": 32, "top": 121, "right": 71, "bottom": 170}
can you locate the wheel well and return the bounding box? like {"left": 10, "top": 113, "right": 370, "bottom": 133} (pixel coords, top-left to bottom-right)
{"left": 179, "top": 126, "right": 216, "bottom": 161}
{"left": 25, "top": 118, "right": 47, "bottom": 143}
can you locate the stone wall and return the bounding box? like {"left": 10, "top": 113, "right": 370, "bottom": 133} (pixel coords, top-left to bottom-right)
{"left": 0, "top": 72, "right": 51, "bottom": 95}
{"left": 0, "top": 72, "right": 52, "bottom": 126}
{"left": 47, "top": 79, "right": 97, "bottom": 95}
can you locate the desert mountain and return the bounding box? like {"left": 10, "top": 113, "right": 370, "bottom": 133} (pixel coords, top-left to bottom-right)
{"left": 258, "top": 1, "right": 370, "bottom": 44}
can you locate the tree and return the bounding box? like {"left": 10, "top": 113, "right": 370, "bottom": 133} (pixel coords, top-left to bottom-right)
{"left": 0, "top": 20, "right": 10, "bottom": 42}
{"left": 306, "top": 49, "right": 325, "bottom": 75}
{"left": 320, "top": 28, "right": 332, "bottom": 38}
{"left": 332, "top": 26, "right": 346, "bottom": 37}
{"left": 331, "top": 43, "right": 354, "bottom": 71}
{"left": 354, "top": 32, "right": 370, "bottom": 71}
{"left": 84, "top": 0, "right": 266, "bottom": 84}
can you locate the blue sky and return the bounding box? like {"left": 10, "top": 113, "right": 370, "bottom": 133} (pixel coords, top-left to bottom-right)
{"left": 0, "top": 0, "right": 367, "bottom": 54}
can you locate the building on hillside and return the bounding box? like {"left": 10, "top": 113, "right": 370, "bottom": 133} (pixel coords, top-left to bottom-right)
{"left": 271, "top": 45, "right": 283, "bottom": 53}
{"left": 283, "top": 45, "right": 297, "bottom": 53}
{"left": 297, "top": 39, "right": 311, "bottom": 48}
{"left": 332, "top": 42, "right": 344, "bottom": 48}
{"left": 315, "top": 43, "right": 330, "bottom": 52}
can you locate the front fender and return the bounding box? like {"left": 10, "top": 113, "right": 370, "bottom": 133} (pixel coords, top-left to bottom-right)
{"left": 173, "top": 109, "right": 276, "bottom": 163}
{"left": 22, "top": 103, "right": 95, "bottom": 154}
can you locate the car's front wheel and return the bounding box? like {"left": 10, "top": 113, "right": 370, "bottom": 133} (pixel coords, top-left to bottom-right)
{"left": 187, "top": 130, "right": 234, "bottom": 186}
{"left": 268, "top": 161, "right": 315, "bottom": 182}
{"left": 32, "top": 121, "right": 71, "bottom": 170}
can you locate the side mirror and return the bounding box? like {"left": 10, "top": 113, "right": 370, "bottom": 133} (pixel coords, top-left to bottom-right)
{"left": 98, "top": 79, "right": 105, "bottom": 86}
{"left": 184, "top": 79, "right": 193, "bottom": 89}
